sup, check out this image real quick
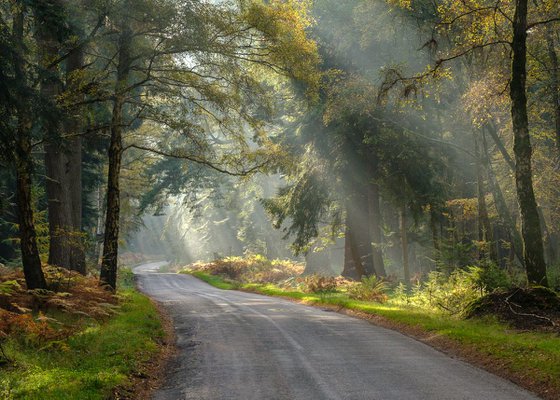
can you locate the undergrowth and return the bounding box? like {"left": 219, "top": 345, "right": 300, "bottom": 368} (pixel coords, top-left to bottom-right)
{"left": 184, "top": 256, "right": 502, "bottom": 314}
{"left": 184, "top": 254, "right": 304, "bottom": 284}
{"left": 0, "top": 265, "right": 163, "bottom": 399}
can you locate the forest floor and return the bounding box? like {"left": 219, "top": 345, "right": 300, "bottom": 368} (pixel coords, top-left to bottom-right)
{"left": 186, "top": 270, "right": 560, "bottom": 400}
{"left": 0, "top": 266, "right": 170, "bottom": 400}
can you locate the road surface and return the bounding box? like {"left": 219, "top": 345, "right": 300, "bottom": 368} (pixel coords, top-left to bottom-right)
{"left": 135, "top": 263, "right": 540, "bottom": 400}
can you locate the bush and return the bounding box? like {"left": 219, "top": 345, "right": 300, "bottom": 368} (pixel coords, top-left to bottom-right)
{"left": 476, "top": 261, "right": 511, "bottom": 292}
{"left": 347, "top": 275, "right": 388, "bottom": 303}
{"left": 185, "top": 255, "right": 304, "bottom": 284}
{"left": 399, "top": 268, "right": 485, "bottom": 315}
{"left": 299, "top": 275, "right": 338, "bottom": 293}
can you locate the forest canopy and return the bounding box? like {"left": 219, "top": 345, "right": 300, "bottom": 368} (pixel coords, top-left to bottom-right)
{"left": 0, "top": 0, "right": 559, "bottom": 291}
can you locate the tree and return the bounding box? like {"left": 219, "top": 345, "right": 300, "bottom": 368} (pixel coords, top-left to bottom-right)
{"left": 4, "top": 3, "right": 47, "bottom": 289}
{"left": 93, "top": 0, "right": 319, "bottom": 289}
{"left": 510, "top": 0, "right": 548, "bottom": 285}
{"left": 384, "top": 0, "right": 560, "bottom": 285}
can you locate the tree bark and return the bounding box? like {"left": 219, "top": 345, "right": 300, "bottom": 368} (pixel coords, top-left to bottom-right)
{"left": 347, "top": 228, "right": 367, "bottom": 279}
{"left": 481, "top": 128, "right": 525, "bottom": 266}
{"left": 94, "top": 181, "right": 105, "bottom": 266}
{"left": 65, "top": 47, "right": 86, "bottom": 274}
{"left": 368, "top": 172, "right": 386, "bottom": 277}
{"left": 342, "top": 222, "right": 355, "bottom": 278}
{"left": 100, "top": 27, "right": 132, "bottom": 290}
{"left": 13, "top": 7, "right": 47, "bottom": 290}
{"left": 304, "top": 247, "right": 335, "bottom": 275}
{"left": 36, "top": 3, "right": 74, "bottom": 270}
{"left": 400, "top": 204, "right": 411, "bottom": 290}
{"left": 342, "top": 203, "right": 366, "bottom": 279}
{"left": 474, "top": 132, "right": 497, "bottom": 262}
{"left": 429, "top": 205, "right": 441, "bottom": 255}
{"left": 44, "top": 145, "right": 72, "bottom": 268}
{"left": 510, "top": 0, "right": 548, "bottom": 286}
{"left": 486, "top": 121, "right": 516, "bottom": 171}
{"left": 15, "top": 145, "right": 48, "bottom": 290}
{"left": 544, "top": 28, "right": 560, "bottom": 156}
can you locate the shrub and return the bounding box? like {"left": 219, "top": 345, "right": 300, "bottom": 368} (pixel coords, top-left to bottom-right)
{"left": 299, "top": 275, "right": 338, "bottom": 293}
{"left": 475, "top": 261, "right": 511, "bottom": 292}
{"left": 399, "top": 268, "right": 486, "bottom": 315}
{"left": 347, "top": 275, "right": 388, "bottom": 303}
{"left": 185, "top": 255, "right": 304, "bottom": 284}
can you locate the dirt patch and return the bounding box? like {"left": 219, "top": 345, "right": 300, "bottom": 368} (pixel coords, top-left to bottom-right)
{"left": 111, "top": 296, "right": 176, "bottom": 400}
{"left": 466, "top": 287, "right": 560, "bottom": 333}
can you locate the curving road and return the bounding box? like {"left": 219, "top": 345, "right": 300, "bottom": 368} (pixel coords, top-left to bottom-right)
{"left": 135, "top": 263, "right": 540, "bottom": 400}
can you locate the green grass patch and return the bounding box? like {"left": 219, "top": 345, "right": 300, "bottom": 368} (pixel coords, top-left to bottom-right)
{"left": 0, "top": 290, "right": 164, "bottom": 400}
{"left": 187, "top": 271, "right": 560, "bottom": 392}
{"left": 189, "top": 270, "right": 240, "bottom": 290}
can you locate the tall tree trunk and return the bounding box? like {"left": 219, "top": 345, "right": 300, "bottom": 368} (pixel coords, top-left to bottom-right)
{"left": 536, "top": 206, "right": 556, "bottom": 265}
{"left": 544, "top": 28, "right": 560, "bottom": 156}
{"left": 342, "top": 222, "right": 355, "bottom": 278}
{"left": 400, "top": 204, "right": 411, "bottom": 290}
{"left": 347, "top": 229, "right": 367, "bottom": 279}
{"left": 481, "top": 129, "right": 525, "bottom": 266}
{"left": 486, "top": 121, "right": 516, "bottom": 171}
{"left": 36, "top": 0, "right": 74, "bottom": 270}
{"left": 100, "top": 27, "right": 132, "bottom": 290}
{"left": 474, "top": 132, "right": 497, "bottom": 262}
{"left": 304, "top": 247, "right": 334, "bottom": 275}
{"left": 15, "top": 143, "right": 48, "bottom": 290}
{"left": 429, "top": 205, "right": 441, "bottom": 259}
{"left": 44, "top": 146, "right": 72, "bottom": 268}
{"left": 342, "top": 202, "right": 366, "bottom": 279}
{"left": 543, "top": 29, "right": 560, "bottom": 266}
{"left": 368, "top": 170, "right": 386, "bottom": 277}
{"left": 94, "top": 181, "right": 105, "bottom": 266}
{"left": 13, "top": 7, "right": 47, "bottom": 290}
{"left": 510, "top": 0, "right": 548, "bottom": 285}
{"left": 356, "top": 190, "right": 374, "bottom": 276}
{"left": 66, "top": 47, "right": 86, "bottom": 274}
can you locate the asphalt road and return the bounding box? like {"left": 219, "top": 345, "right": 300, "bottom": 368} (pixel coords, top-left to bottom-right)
{"left": 135, "top": 263, "right": 540, "bottom": 400}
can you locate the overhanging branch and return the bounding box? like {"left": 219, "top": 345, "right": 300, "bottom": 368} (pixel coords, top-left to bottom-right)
{"left": 127, "top": 144, "right": 268, "bottom": 176}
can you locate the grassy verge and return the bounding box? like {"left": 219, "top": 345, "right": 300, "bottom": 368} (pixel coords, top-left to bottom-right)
{"left": 0, "top": 288, "right": 164, "bottom": 400}
{"left": 188, "top": 270, "right": 560, "bottom": 399}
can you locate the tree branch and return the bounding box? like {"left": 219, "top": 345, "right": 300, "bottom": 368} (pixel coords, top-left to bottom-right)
{"left": 126, "top": 144, "right": 268, "bottom": 176}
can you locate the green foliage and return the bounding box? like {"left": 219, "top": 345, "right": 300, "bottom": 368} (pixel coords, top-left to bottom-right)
{"left": 117, "top": 267, "right": 136, "bottom": 290}
{"left": 435, "top": 235, "right": 476, "bottom": 273}
{"left": 548, "top": 264, "right": 560, "bottom": 291}
{"left": 262, "top": 154, "right": 334, "bottom": 254}
{"left": 0, "top": 280, "right": 20, "bottom": 296}
{"left": 398, "top": 268, "right": 488, "bottom": 315}
{"left": 476, "top": 261, "right": 511, "bottom": 292}
{"left": 347, "top": 275, "right": 389, "bottom": 302}
{"left": 190, "top": 271, "right": 240, "bottom": 290}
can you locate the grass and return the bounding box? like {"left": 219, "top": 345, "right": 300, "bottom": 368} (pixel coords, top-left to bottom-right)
{"left": 191, "top": 271, "right": 239, "bottom": 290}
{"left": 188, "top": 270, "right": 560, "bottom": 397}
{"left": 0, "top": 288, "right": 164, "bottom": 400}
